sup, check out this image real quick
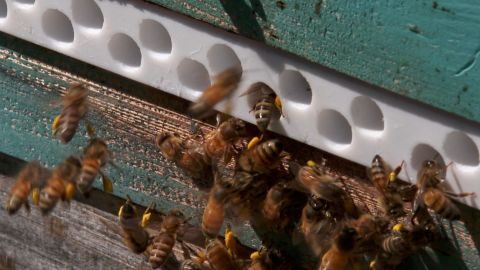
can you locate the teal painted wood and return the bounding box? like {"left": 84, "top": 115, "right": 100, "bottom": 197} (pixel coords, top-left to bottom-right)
{"left": 0, "top": 32, "right": 479, "bottom": 269}
{"left": 148, "top": 0, "right": 480, "bottom": 122}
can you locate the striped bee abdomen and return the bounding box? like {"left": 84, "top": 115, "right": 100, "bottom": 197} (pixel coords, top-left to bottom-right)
{"left": 254, "top": 95, "right": 275, "bottom": 132}
{"left": 148, "top": 232, "right": 175, "bottom": 269}
{"left": 77, "top": 158, "right": 101, "bottom": 194}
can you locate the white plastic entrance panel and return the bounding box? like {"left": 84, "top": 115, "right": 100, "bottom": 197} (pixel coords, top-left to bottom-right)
{"left": 0, "top": 0, "right": 478, "bottom": 208}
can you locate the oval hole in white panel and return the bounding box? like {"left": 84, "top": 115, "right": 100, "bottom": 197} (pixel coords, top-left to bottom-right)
{"left": 139, "top": 19, "right": 172, "bottom": 59}
{"left": 207, "top": 44, "right": 242, "bottom": 75}
{"left": 42, "top": 9, "right": 74, "bottom": 43}
{"left": 0, "top": 0, "right": 7, "bottom": 18}
{"left": 410, "top": 143, "right": 445, "bottom": 171}
{"left": 350, "top": 96, "right": 384, "bottom": 132}
{"left": 108, "top": 33, "right": 142, "bottom": 68}
{"left": 279, "top": 70, "right": 312, "bottom": 109}
{"left": 177, "top": 58, "right": 211, "bottom": 92}
{"left": 317, "top": 109, "right": 353, "bottom": 146}
{"left": 72, "top": 0, "right": 104, "bottom": 30}
{"left": 444, "top": 131, "right": 479, "bottom": 167}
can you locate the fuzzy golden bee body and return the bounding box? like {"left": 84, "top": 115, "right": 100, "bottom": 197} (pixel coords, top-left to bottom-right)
{"left": 77, "top": 139, "right": 111, "bottom": 195}
{"left": 205, "top": 239, "right": 237, "bottom": 270}
{"left": 156, "top": 132, "right": 212, "bottom": 186}
{"left": 118, "top": 197, "right": 150, "bottom": 254}
{"left": 238, "top": 139, "right": 283, "bottom": 173}
{"left": 241, "top": 82, "right": 283, "bottom": 132}
{"left": 188, "top": 67, "right": 242, "bottom": 118}
{"left": 319, "top": 227, "right": 358, "bottom": 270}
{"left": 5, "top": 161, "right": 48, "bottom": 214}
{"left": 52, "top": 83, "right": 89, "bottom": 144}
{"left": 413, "top": 160, "right": 473, "bottom": 222}
{"left": 201, "top": 185, "right": 225, "bottom": 238}
{"left": 39, "top": 156, "right": 81, "bottom": 215}
{"left": 148, "top": 209, "right": 185, "bottom": 269}
{"left": 203, "top": 118, "right": 246, "bottom": 164}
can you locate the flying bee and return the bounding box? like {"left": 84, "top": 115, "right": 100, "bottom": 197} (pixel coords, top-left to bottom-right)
{"left": 52, "top": 83, "right": 89, "bottom": 144}
{"left": 205, "top": 238, "right": 238, "bottom": 270}
{"left": 5, "top": 161, "right": 49, "bottom": 215}
{"left": 237, "top": 138, "right": 283, "bottom": 174}
{"left": 77, "top": 138, "right": 114, "bottom": 195}
{"left": 117, "top": 196, "right": 152, "bottom": 253}
{"left": 38, "top": 156, "right": 82, "bottom": 215}
{"left": 148, "top": 209, "right": 187, "bottom": 269}
{"left": 203, "top": 117, "right": 246, "bottom": 164}
{"left": 188, "top": 67, "right": 242, "bottom": 119}
{"left": 156, "top": 132, "right": 213, "bottom": 188}
{"left": 240, "top": 82, "right": 284, "bottom": 132}
{"left": 319, "top": 227, "right": 361, "bottom": 270}
{"left": 412, "top": 160, "right": 474, "bottom": 223}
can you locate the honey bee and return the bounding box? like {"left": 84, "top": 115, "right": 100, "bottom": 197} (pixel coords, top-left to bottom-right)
{"left": 156, "top": 132, "right": 213, "bottom": 187}
{"left": 412, "top": 160, "right": 474, "bottom": 222}
{"left": 38, "top": 156, "right": 82, "bottom": 215}
{"left": 205, "top": 238, "right": 238, "bottom": 270}
{"left": 240, "top": 82, "right": 284, "bottom": 132}
{"left": 372, "top": 223, "right": 439, "bottom": 270}
{"left": 180, "top": 258, "right": 210, "bottom": 270}
{"left": 238, "top": 139, "right": 283, "bottom": 174}
{"left": 188, "top": 67, "right": 242, "bottom": 119}
{"left": 248, "top": 248, "right": 294, "bottom": 270}
{"left": 202, "top": 184, "right": 226, "bottom": 239}
{"left": 5, "top": 161, "right": 48, "bottom": 215}
{"left": 52, "top": 83, "right": 89, "bottom": 144}
{"left": 76, "top": 138, "right": 113, "bottom": 195}
{"left": 261, "top": 181, "right": 305, "bottom": 230}
{"left": 319, "top": 227, "right": 360, "bottom": 270}
{"left": 148, "top": 209, "right": 186, "bottom": 269}
{"left": 117, "top": 196, "right": 151, "bottom": 254}
{"left": 203, "top": 117, "right": 246, "bottom": 164}
{"left": 368, "top": 155, "right": 414, "bottom": 218}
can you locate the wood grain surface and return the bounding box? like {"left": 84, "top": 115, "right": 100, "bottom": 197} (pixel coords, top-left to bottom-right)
{"left": 0, "top": 31, "right": 479, "bottom": 269}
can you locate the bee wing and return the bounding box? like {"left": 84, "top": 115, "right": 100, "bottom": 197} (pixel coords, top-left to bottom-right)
{"left": 179, "top": 225, "right": 206, "bottom": 247}
{"left": 238, "top": 82, "right": 266, "bottom": 97}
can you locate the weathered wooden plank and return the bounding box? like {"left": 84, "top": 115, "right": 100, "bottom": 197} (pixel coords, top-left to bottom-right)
{"left": 144, "top": 0, "right": 480, "bottom": 123}
{"left": 0, "top": 173, "right": 198, "bottom": 270}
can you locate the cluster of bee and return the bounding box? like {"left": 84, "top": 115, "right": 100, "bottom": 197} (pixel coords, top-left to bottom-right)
{"left": 150, "top": 67, "right": 474, "bottom": 270}
{"left": 4, "top": 70, "right": 475, "bottom": 270}
{"left": 5, "top": 83, "right": 114, "bottom": 216}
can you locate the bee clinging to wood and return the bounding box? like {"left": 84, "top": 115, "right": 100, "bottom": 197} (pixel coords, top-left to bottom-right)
{"left": 52, "top": 83, "right": 90, "bottom": 144}
{"left": 412, "top": 160, "right": 474, "bottom": 223}
{"left": 203, "top": 117, "right": 246, "bottom": 165}
{"left": 148, "top": 209, "right": 187, "bottom": 269}
{"left": 156, "top": 132, "right": 213, "bottom": 188}
{"left": 38, "top": 156, "right": 82, "bottom": 215}
{"left": 240, "top": 82, "right": 285, "bottom": 132}
{"left": 368, "top": 155, "right": 416, "bottom": 218}
{"left": 205, "top": 238, "right": 238, "bottom": 270}
{"left": 76, "top": 138, "right": 114, "bottom": 195}
{"left": 117, "top": 196, "right": 151, "bottom": 254}
{"left": 238, "top": 138, "right": 284, "bottom": 174}
{"left": 4, "top": 161, "right": 49, "bottom": 215}
{"left": 188, "top": 67, "right": 242, "bottom": 119}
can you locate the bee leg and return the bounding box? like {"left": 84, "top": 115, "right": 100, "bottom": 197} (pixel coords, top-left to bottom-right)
{"left": 444, "top": 191, "right": 475, "bottom": 198}
{"left": 189, "top": 117, "right": 205, "bottom": 139}
{"left": 99, "top": 172, "right": 114, "bottom": 193}
{"left": 24, "top": 201, "right": 31, "bottom": 212}
{"left": 85, "top": 120, "right": 95, "bottom": 138}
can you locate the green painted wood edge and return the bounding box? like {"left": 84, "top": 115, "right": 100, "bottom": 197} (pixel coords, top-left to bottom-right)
{"left": 145, "top": 0, "right": 480, "bottom": 123}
